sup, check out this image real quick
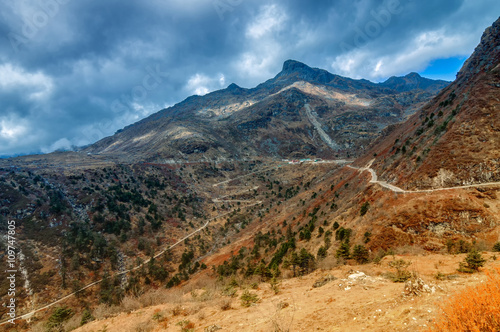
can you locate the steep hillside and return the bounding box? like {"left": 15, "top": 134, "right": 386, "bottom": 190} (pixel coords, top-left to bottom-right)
{"left": 357, "top": 17, "right": 500, "bottom": 190}
{"left": 85, "top": 61, "right": 448, "bottom": 162}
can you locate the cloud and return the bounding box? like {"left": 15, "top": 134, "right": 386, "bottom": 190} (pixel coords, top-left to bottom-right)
{"left": 185, "top": 73, "right": 227, "bottom": 96}
{"left": 0, "top": 0, "right": 499, "bottom": 156}
{"left": 234, "top": 4, "right": 288, "bottom": 81}
{"left": 41, "top": 138, "right": 72, "bottom": 154}
{"left": 246, "top": 4, "right": 287, "bottom": 39}
{"left": 0, "top": 114, "right": 28, "bottom": 140}
{"left": 331, "top": 27, "right": 478, "bottom": 80}
{"left": 0, "top": 63, "right": 53, "bottom": 100}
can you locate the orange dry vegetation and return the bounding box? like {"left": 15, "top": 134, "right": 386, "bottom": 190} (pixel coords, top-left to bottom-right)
{"left": 429, "top": 267, "right": 500, "bottom": 331}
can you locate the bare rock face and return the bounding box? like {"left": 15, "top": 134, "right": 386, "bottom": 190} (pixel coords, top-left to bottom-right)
{"left": 458, "top": 17, "right": 500, "bottom": 80}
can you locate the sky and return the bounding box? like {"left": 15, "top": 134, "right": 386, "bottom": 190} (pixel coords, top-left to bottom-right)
{"left": 0, "top": 0, "right": 499, "bottom": 157}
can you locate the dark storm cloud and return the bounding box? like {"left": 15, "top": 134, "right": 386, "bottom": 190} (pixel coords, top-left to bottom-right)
{"left": 0, "top": 0, "right": 498, "bottom": 156}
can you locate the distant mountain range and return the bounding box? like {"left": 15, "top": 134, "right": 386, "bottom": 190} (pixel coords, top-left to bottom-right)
{"left": 84, "top": 60, "right": 449, "bottom": 162}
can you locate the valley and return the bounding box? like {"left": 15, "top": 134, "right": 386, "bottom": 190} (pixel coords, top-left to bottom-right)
{"left": 1, "top": 152, "right": 499, "bottom": 331}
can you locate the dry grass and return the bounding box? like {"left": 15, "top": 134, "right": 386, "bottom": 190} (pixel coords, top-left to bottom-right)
{"left": 219, "top": 298, "right": 232, "bottom": 311}
{"left": 191, "top": 289, "right": 214, "bottom": 302}
{"left": 392, "top": 244, "right": 427, "bottom": 256}
{"left": 187, "top": 304, "right": 203, "bottom": 316}
{"left": 93, "top": 303, "right": 124, "bottom": 320}
{"left": 269, "top": 300, "right": 295, "bottom": 332}
{"left": 137, "top": 288, "right": 181, "bottom": 307}
{"left": 188, "top": 274, "right": 219, "bottom": 291}
{"left": 429, "top": 267, "right": 500, "bottom": 331}
{"left": 134, "top": 320, "right": 154, "bottom": 332}
{"left": 29, "top": 322, "right": 46, "bottom": 332}
{"left": 62, "top": 313, "right": 84, "bottom": 331}
{"left": 171, "top": 304, "right": 186, "bottom": 316}
{"left": 316, "top": 256, "right": 338, "bottom": 270}
{"left": 120, "top": 295, "right": 142, "bottom": 313}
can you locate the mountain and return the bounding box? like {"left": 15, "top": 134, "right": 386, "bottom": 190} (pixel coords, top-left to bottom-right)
{"left": 357, "top": 16, "right": 500, "bottom": 189}
{"left": 0, "top": 18, "right": 498, "bottom": 332}
{"left": 379, "top": 72, "right": 449, "bottom": 93}
{"left": 84, "top": 61, "right": 449, "bottom": 162}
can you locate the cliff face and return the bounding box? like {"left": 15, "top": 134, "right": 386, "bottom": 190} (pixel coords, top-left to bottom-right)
{"left": 357, "top": 17, "right": 500, "bottom": 189}
{"left": 457, "top": 17, "right": 500, "bottom": 81}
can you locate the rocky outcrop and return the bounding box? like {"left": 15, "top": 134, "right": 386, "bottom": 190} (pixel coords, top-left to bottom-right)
{"left": 457, "top": 17, "right": 500, "bottom": 81}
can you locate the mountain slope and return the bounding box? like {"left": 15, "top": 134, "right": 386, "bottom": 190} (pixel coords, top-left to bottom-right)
{"left": 357, "top": 16, "right": 500, "bottom": 189}
{"left": 85, "top": 61, "right": 449, "bottom": 162}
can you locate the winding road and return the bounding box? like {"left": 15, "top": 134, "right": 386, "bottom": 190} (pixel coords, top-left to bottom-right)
{"left": 347, "top": 162, "right": 500, "bottom": 193}
{"left": 212, "top": 164, "right": 282, "bottom": 187}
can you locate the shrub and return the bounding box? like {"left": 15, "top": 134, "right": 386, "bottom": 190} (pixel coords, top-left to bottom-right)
{"left": 47, "top": 306, "right": 73, "bottom": 330}
{"left": 388, "top": 259, "right": 412, "bottom": 282}
{"left": 373, "top": 249, "right": 389, "bottom": 265}
{"left": 458, "top": 250, "right": 486, "bottom": 273}
{"left": 80, "top": 308, "right": 94, "bottom": 326}
{"left": 493, "top": 242, "right": 500, "bottom": 252}
{"left": 222, "top": 286, "right": 237, "bottom": 298}
{"left": 219, "top": 298, "right": 232, "bottom": 311}
{"left": 363, "top": 231, "right": 371, "bottom": 244}
{"left": 360, "top": 202, "right": 370, "bottom": 216}
{"left": 297, "top": 248, "right": 315, "bottom": 275}
{"left": 456, "top": 240, "right": 471, "bottom": 254}
{"left": 270, "top": 277, "right": 280, "bottom": 294}
{"left": 171, "top": 305, "right": 184, "bottom": 316}
{"left": 335, "top": 227, "right": 352, "bottom": 242}
{"left": 430, "top": 268, "right": 500, "bottom": 331}
{"left": 240, "top": 290, "right": 259, "bottom": 307}
{"left": 176, "top": 319, "right": 195, "bottom": 332}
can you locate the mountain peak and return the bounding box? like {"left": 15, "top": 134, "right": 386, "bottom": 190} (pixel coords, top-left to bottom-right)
{"left": 227, "top": 83, "right": 241, "bottom": 90}
{"left": 405, "top": 72, "right": 422, "bottom": 79}
{"left": 281, "top": 59, "right": 313, "bottom": 74}
{"left": 380, "top": 72, "right": 449, "bottom": 93}
{"left": 274, "top": 59, "right": 337, "bottom": 85}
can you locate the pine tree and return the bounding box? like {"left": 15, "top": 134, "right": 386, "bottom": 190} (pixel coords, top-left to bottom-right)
{"left": 298, "top": 248, "right": 315, "bottom": 275}
{"left": 317, "top": 246, "right": 327, "bottom": 259}
{"left": 352, "top": 245, "right": 369, "bottom": 264}
{"left": 459, "top": 250, "right": 486, "bottom": 273}
{"left": 336, "top": 241, "right": 350, "bottom": 260}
